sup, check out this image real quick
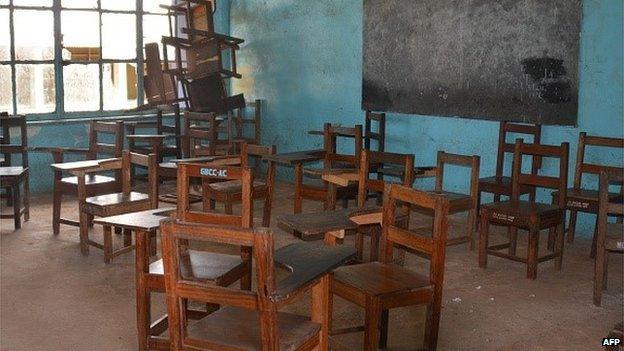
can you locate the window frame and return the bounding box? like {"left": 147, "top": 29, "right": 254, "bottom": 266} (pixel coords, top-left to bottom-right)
{"left": 0, "top": 0, "right": 174, "bottom": 120}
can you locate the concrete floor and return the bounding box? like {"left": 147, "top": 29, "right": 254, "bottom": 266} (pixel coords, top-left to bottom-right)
{"left": 1, "top": 182, "right": 622, "bottom": 350}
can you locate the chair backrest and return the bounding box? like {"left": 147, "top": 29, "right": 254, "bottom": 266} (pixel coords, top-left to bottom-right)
{"left": 0, "top": 114, "right": 28, "bottom": 168}
{"left": 176, "top": 161, "right": 253, "bottom": 227}
{"left": 234, "top": 99, "right": 262, "bottom": 145}
{"left": 323, "top": 123, "right": 363, "bottom": 169}
{"left": 435, "top": 151, "right": 480, "bottom": 201}
{"left": 144, "top": 42, "right": 179, "bottom": 106}
{"left": 97, "top": 151, "right": 158, "bottom": 208}
{"left": 364, "top": 111, "right": 385, "bottom": 152}
{"left": 188, "top": 0, "right": 216, "bottom": 42}
{"left": 573, "top": 133, "right": 624, "bottom": 189}
{"left": 511, "top": 139, "right": 569, "bottom": 205}
{"left": 598, "top": 170, "right": 624, "bottom": 218}
{"left": 495, "top": 121, "right": 542, "bottom": 178}
{"left": 160, "top": 220, "right": 277, "bottom": 349}
{"left": 357, "top": 149, "right": 414, "bottom": 207}
{"left": 241, "top": 142, "right": 275, "bottom": 172}
{"left": 184, "top": 111, "right": 230, "bottom": 157}
{"left": 381, "top": 184, "right": 451, "bottom": 288}
{"left": 88, "top": 120, "right": 124, "bottom": 160}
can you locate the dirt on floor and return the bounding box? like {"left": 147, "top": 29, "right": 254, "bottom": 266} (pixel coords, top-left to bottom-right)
{"left": 1, "top": 182, "right": 622, "bottom": 350}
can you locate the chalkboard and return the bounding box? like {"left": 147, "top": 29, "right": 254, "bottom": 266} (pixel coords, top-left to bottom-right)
{"left": 362, "top": 0, "right": 581, "bottom": 126}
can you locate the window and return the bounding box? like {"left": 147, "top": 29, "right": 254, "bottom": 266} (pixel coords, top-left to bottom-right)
{"left": 0, "top": 0, "right": 174, "bottom": 118}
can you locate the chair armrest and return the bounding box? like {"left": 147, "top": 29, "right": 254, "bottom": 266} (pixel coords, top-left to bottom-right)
{"left": 270, "top": 243, "right": 356, "bottom": 304}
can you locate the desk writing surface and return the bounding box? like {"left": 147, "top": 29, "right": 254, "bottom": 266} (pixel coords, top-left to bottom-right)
{"left": 263, "top": 149, "right": 325, "bottom": 166}
{"left": 50, "top": 158, "right": 117, "bottom": 172}
{"left": 93, "top": 207, "right": 175, "bottom": 231}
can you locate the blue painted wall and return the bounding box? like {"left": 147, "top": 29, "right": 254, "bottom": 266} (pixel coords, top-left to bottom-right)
{"left": 228, "top": 0, "right": 623, "bottom": 236}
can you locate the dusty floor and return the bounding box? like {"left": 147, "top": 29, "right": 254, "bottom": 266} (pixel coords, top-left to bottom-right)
{"left": 1, "top": 182, "right": 622, "bottom": 351}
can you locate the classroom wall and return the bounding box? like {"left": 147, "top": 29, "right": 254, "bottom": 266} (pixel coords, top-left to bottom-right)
{"left": 228, "top": 0, "right": 623, "bottom": 236}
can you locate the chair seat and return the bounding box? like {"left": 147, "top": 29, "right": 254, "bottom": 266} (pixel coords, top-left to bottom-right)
{"left": 0, "top": 166, "right": 27, "bottom": 178}
{"left": 62, "top": 174, "right": 116, "bottom": 186}
{"left": 186, "top": 306, "right": 320, "bottom": 351}
{"left": 605, "top": 223, "right": 624, "bottom": 252}
{"left": 332, "top": 262, "right": 431, "bottom": 297}
{"left": 478, "top": 176, "right": 533, "bottom": 195}
{"left": 149, "top": 250, "right": 244, "bottom": 283}
{"left": 207, "top": 179, "right": 266, "bottom": 194}
{"left": 483, "top": 200, "right": 563, "bottom": 216}
{"left": 553, "top": 188, "right": 622, "bottom": 211}
{"left": 85, "top": 191, "right": 149, "bottom": 207}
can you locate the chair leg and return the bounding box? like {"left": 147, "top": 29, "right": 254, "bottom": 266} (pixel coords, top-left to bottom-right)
{"left": 370, "top": 229, "right": 380, "bottom": 262}
{"left": 593, "top": 249, "right": 606, "bottom": 306}
{"left": 479, "top": 215, "right": 489, "bottom": 268}
{"left": 123, "top": 228, "right": 132, "bottom": 247}
{"left": 364, "top": 297, "right": 381, "bottom": 351}
{"left": 467, "top": 208, "right": 476, "bottom": 250}
{"left": 424, "top": 298, "right": 442, "bottom": 351}
{"left": 79, "top": 208, "right": 90, "bottom": 256}
{"left": 12, "top": 184, "right": 20, "bottom": 229}
{"left": 508, "top": 226, "right": 518, "bottom": 256}
{"left": 566, "top": 210, "right": 578, "bottom": 243}
{"left": 5, "top": 185, "right": 12, "bottom": 206}
{"left": 590, "top": 215, "right": 599, "bottom": 259}
{"left": 103, "top": 225, "right": 113, "bottom": 264}
{"left": 379, "top": 309, "right": 389, "bottom": 349}
{"left": 547, "top": 227, "right": 556, "bottom": 251}
{"left": 554, "top": 224, "right": 565, "bottom": 271}
{"left": 294, "top": 164, "right": 303, "bottom": 214}
{"left": 527, "top": 229, "right": 539, "bottom": 279}
{"left": 52, "top": 183, "right": 61, "bottom": 235}
{"left": 149, "top": 232, "right": 157, "bottom": 256}
{"left": 23, "top": 176, "right": 29, "bottom": 221}
{"left": 355, "top": 232, "right": 364, "bottom": 262}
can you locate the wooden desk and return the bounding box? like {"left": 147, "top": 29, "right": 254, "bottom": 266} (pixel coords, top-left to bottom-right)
{"left": 93, "top": 207, "right": 174, "bottom": 351}
{"left": 50, "top": 158, "right": 118, "bottom": 174}
{"left": 262, "top": 149, "right": 325, "bottom": 166}
{"left": 277, "top": 206, "right": 380, "bottom": 246}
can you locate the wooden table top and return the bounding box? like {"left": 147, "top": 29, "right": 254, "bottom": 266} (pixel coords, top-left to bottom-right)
{"left": 93, "top": 207, "right": 175, "bottom": 231}
{"left": 272, "top": 242, "right": 356, "bottom": 302}
{"left": 50, "top": 158, "right": 118, "bottom": 172}
{"left": 263, "top": 149, "right": 325, "bottom": 166}
{"left": 321, "top": 172, "right": 359, "bottom": 187}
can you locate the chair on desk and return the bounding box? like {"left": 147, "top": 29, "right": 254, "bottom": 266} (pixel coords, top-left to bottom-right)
{"left": 479, "top": 140, "right": 569, "bottom": 279}
{"left": 134, "top": 161, "right": 255, "bottom": 350}
{"left": 294, "top": 123, "right": 363, "bottom": 213}
{"left": 204, "top": 143, "right": 276, "bottom": 226}
{"left": 593, "top": 170, "right": 624, "bottom": 306}
{"left": 477, "top": 121, "right": 542, "bottom": 215}
{"left": 33, "top": 120, "right": 125, "bottom": 235}
{"left": 161, "top": 219, "right": 355, "bottom": 351}
{"left": 331, "top": 184, "right": 452, "bottom": 351}
{"left": 0, "top": 114, "right": 29, "bottom": 229}
{"left": 552, "top": 133, "right": 623, "bottom": 256}
{"left": 76, "top": 151, "right": 158, "bottom": 261}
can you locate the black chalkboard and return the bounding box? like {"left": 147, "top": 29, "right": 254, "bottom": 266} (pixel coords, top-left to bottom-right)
{"left": 362, "top": 0, "right": 581, "bottom": 126}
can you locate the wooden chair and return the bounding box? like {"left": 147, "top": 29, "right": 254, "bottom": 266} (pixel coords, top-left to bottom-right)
{"left": 477, "top": 122, "right": 542, "bottom": 215}
{"left": 331, "top": 184, "right": 451, "bottom": 350}
{"left": 553, "top": 133, "right": 624, "bottom": 252}
{"left": 184, "top": 111, "right": 232, "bottom": 157}
{"left": 232, "top": 99, "right": 262, "bottom": 147}
{"left": 161, "top": 219, "right": 356, "bottom": 351}
{"left": 134, "top": 160, "right": 253, "bottom": 350}
{"left": 33, "top": 120, "right": 125, "bottom": 235}
{"left": 0, "top": 114, "right": 29, "bottom": 229}
{"left": 593, "top": 170, "right": 624, "bottom": 306}
{"left": 76, "top": 151, "right": 158, "bottom": 260}
{"left": 355, "top": 149, "right": 414, "bottom": 261}
{"left": 479, "top": 140, "right": 569, "bottom": 279}
{"left": 204, "top": 143, "right": 276, "bottom": 226}
{"left": 294, "top": 123, "right": 363, "bottom": 213}
{"left": 126, "top": 110, "right": 183, "bottom": 161}
{"left": 364, "top": 111, "right": 385, "bottom": 153}
{"left": 429, "top": 151, "right": 480, "bottom": 249}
